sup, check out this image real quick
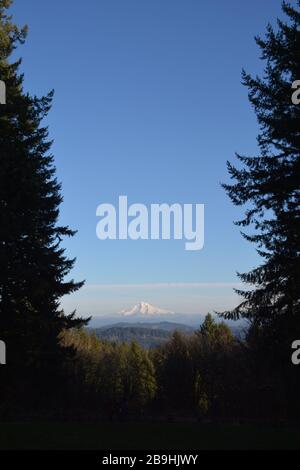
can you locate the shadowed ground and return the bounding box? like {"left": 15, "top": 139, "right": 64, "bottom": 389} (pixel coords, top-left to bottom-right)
{"left": 0, "top": 422, "right": 299, "bottom": 450}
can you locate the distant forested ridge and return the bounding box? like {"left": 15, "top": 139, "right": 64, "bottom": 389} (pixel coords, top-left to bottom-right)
{"left": 92, "top": 322, "right": 195, "bottom": 348}
{"left": 91, "top": 321, "right": 244, "bottom": 349}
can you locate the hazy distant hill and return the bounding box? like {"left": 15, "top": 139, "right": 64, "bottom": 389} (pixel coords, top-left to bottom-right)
{"left": 105, "top": 321, "right": 195, "bottom": 333}
{"left": 93, "top": 321, "right": 195, "bottom": 348}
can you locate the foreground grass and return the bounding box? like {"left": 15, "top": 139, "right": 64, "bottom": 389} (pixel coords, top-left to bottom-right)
{"left": 0, "top": 422, "right": 299, "bottom": 450}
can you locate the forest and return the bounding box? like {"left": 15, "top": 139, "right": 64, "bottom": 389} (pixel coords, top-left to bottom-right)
{"left": 57, "top": 314, "right": 292, "bottom": 423}
{"left": 0, "top": 0, "right": 299, "bottom": 434}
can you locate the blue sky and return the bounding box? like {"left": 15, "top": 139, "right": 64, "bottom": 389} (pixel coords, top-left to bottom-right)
{"left": 11, "top": 0, "right": 289, "bottom": 316}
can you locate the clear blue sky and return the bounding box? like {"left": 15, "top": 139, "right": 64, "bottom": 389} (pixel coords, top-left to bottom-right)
{"left": 11, "top": 0, "right": 289, "bottom": 316}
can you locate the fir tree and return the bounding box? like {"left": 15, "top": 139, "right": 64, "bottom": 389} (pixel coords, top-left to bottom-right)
{"left": 221, "top": 1, "right": 300, "bottom": 357}
{"left": 0, "top": 0, "right": 88, "bottom": 409}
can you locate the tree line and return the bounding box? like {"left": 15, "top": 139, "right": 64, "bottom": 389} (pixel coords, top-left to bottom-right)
{"left": 26, "top": 313, "right": 298, "bottom": 422}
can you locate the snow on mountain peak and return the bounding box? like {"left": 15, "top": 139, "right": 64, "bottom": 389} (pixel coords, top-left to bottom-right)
{"left": 120, "top": 302, "right": 173, "bottom": 317}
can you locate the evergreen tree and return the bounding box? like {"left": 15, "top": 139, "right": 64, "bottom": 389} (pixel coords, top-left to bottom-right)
{"left": 221, "top": 1, "right": 300, "bottom": 358}
{"left": 126, "top": 341, "right": 157, "bottom": 414}
{"left": 199, "top": 313, "right": 215, "bottom": 336}
{"left": 156, "top": 331, "right": 194, "bottom": 413}
{"left": 197, "top": 314, "right": 233, "bottom": 345}
{"left": 0, "top": 0, "right": 87, "bottom": 410}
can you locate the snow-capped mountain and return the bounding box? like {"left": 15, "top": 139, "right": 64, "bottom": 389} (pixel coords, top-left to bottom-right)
{"left": 120, "top": 302, "right": 174, "bottom": 317}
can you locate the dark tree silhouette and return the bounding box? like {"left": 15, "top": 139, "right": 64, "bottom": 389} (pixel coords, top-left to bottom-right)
{"left": 221, "top": 1, "right": 300, "bottom": 360}
{"left": 0, "top": 0, "right": 88, "bottom": 411}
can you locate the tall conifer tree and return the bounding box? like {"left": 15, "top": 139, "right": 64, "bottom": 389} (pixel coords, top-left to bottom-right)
{"left": 221, "top": 1, "right": 300, "bottom": 357}
{"left": 0, "top": 0, "right": 87, "bottom": 407}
